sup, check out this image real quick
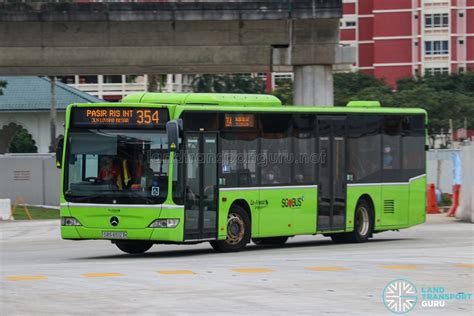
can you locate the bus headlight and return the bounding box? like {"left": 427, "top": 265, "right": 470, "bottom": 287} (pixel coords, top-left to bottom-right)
{"left": 61, "top": 217, "right": 82, "bottom": 226}
{"left": 149, "top": 219, "right": 180, "bottom": 228}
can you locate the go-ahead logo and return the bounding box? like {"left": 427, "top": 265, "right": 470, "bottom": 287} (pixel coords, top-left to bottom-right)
{"left": 383, "top": 279, "right": 418, "bottom": 314}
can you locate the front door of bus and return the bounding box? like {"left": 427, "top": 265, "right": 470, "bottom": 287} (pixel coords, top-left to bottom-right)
{"left": 183, "top": 133, "right": 218, "bottom": 241}
{"left": 317, "top": 117, "right": 346, "bottom": 231}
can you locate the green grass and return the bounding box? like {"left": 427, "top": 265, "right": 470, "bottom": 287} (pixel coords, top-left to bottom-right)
{"left": 12, "top": 206, "right": 59, "bottom": 220}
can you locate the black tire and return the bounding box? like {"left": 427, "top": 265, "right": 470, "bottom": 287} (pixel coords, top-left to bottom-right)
{"left": 330, "top": 199, "right": 374, "bottom": 244}
{"left": 210, "top": 204, "right": 250, "bottom": 252}
{"left": 252, "top": 236, "right": 289, "bottom": 246}
{"left": 115, "top": 241, "right": 153, "bottom": 254}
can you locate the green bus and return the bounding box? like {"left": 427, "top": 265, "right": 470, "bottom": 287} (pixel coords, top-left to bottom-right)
{"left": 57, "top": 93, "right": 427, "bottom": 254}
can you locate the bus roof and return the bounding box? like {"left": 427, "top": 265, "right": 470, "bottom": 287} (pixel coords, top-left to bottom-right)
{"left": 122, "top": 92, "right": 282, "bottom": 107}
{"left": 173, "top": 104, "right": 427, "bottom": 115}
{"left": 120, "top": 93, "right": 426, "bottom": 115}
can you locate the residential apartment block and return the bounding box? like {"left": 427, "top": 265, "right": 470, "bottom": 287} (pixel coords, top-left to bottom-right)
{"left": 340, "top": 0, "right": 474, "bottom": 86}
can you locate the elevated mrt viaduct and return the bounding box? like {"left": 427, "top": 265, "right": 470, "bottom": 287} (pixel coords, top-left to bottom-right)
{"left": 0, "top": 1, "right": 354, "bottom": 105}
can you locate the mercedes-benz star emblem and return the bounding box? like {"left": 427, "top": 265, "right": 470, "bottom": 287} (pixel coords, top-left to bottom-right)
{"left": 110, "top": 216, "right": 119, "bottom": 227}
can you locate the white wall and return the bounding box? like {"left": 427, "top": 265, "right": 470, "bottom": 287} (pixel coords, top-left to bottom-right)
{"left": 0, "top": 154, "right": 60, "bottom": 206}
{"left": 458, "top": 145, "right": 474, "bottom": 222}
{"left": 0, "top": 111, "right": 66, "bottom": 153}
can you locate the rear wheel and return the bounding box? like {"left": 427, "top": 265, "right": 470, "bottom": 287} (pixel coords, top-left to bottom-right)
{"left": 252, "top": 236, "right": 289, "bottom": 246}
{"left": 210, "top": 204, "right": 250, "bottom": 252}
{"left": 115, "top": 241, "right": 153, "bottom": 254}
{"left": 330, "top": 199, "right": 373, "bottom": 243}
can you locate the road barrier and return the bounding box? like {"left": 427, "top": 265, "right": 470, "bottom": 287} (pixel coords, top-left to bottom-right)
{"left": 447, "top": 184, "right": 461, "bottom": 217}
{"left": 427, "top": 183, "right": 440, "bottom": 214}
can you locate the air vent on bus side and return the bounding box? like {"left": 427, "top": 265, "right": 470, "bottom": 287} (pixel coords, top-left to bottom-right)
{"left": 383, "top": 200, "right": 395, "bottom": 214}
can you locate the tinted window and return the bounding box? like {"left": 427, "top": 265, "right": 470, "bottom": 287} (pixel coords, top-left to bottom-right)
{"left": 221, "top": 132, "right": 258, "bottom": 187}
{"left": 402, "top": 115, "right": 425, "bottom": 171}
{"left": 260, "top": 114, "right": 292, "bottom": 185}
{"left": 383, "top": 116, "right": 402, "bottom": 171}
{"left": 292, "top": 114, "right": 316, "bottom": 184}
{"left": 182, "top": 112, "right": 219, "bottom": 131}
{"left": 347, "top": 114, "right": 382, "bottom": 183}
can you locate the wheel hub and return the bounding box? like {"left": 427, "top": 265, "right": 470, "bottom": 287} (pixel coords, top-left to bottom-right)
{"left": 356, "top": 206, "right": 370, "bottom": 236}
{"left": 226, "top": 213, "right": 245, "bottom": 245}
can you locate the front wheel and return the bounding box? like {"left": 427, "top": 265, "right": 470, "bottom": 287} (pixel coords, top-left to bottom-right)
{"left": 115, "top": 241, "right": 153, "bottom": 254}
{"left": 210, "top": 204, "right": 250, "bottom": 252}
{"left": 331, "top": 199, "right": 373, "bottom": 243}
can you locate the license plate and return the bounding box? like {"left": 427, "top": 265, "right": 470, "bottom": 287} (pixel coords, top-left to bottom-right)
{"left": 102, "top": 231, "right": 128, "bottom": 239}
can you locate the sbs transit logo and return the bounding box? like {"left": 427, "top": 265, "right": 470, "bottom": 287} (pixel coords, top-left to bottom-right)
{"left": 383, "top": 279, "right": 418, "bottom": 314}
{"left": 281, "top": 196, "right": 304, "bottom": 208}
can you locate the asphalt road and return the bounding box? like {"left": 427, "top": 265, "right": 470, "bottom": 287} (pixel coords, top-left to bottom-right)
{"left": 1, "top": 215, "right": 473, "bottom": 316}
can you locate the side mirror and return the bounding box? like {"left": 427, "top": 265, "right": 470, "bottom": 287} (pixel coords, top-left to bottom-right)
{"left": 56, "top": 136, "right": 64, "bottom": 169}
{"left": 166, "top": 119, "right": 182, "bottom": 152}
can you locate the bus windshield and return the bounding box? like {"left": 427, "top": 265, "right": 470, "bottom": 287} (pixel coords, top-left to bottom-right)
{"left": 65, "top": 129, "right": 169, "bottom": 204}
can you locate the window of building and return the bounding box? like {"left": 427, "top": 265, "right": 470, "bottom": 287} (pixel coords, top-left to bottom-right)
{"left": 126, "top": 75, "right": 139, "bottom": 83}
{"left": 425, "top": 13, "right": 449, "bottom": 28}
{"left": 78, "top": 76, "right": 98, "bottom": 84}
{"left": 103, "top": 75, "right": 122, "bottom": 84}
{"left": 57, "top": 76, "right": 75, "bottom": 84}
{"left": 345, "top": 21, "right": 356, "bottom": 27}
{"left": 424, "top": 40, "right": 449, "bottom": 55}
{"left": 425, "top": 67, "right": 449, "bottom": 75}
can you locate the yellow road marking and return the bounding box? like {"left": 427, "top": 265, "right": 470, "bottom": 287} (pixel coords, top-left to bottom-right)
{"left": 158, "top": 270, "right": 196, "bottom": 275}
{"left": 380, "top": 265, "right": 418, "bottom": 270}
{"left": 305, "top": 266, "right": 351, "bottom": 271}
{"left": 6, "top": 275, "right": 48, "bottom": 281}
{"left": 232, "top": 268, "right": 274, "bottom": 273}
{"left": 81, "top": 273, "right": 124, "bottom": 278}
{"left": 456, "top": 264, "right": 474, "bottom": 268}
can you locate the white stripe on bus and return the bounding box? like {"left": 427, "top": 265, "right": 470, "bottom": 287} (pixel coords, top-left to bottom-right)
{"left": 61, "top": 203, "right": 182, "bottom": 209}
{"left": 347, "top": 174, "right": 426, "bottom": 187}
{"left": 219, "top": 185, "right": 318, "bottom": 191}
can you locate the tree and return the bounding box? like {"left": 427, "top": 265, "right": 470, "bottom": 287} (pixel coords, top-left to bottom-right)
{"left": 271, "top": 78, "right": 293, "bottom": 105}
{"left": 334, "top": 72, "right": 387, "bottom": 106}
{"left": 8, "top": 128, "right": 38, "bottom": 153}
{"left": 0, "top": 80, "right": 7, "bottom": 95}
{"left": 192, "top": 74, "right": 265, "bottom": 94}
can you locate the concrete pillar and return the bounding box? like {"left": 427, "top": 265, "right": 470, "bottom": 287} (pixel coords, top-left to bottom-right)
{"left": 293, "top": 65, "right": 333, "bottom": 106}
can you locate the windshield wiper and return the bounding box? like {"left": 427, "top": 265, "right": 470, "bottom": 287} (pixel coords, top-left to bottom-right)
{"left": 66, "top": 193, "right": 111, "bottom": 202}
{"left": 125, "top": 191, "right": 156, "bottom": 204}
{"left": 65, "top": 191, "right": 158, "bottom": 204}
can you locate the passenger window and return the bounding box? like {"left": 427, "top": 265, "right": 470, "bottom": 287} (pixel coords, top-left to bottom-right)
{"left": 402, "top": 115, "right": 425, "bottom": 170}
{"left": 293, "top": 114, "right": 316, "bottom": 184}
{"left": 221, "top": 132, "right": 258, "bottom": 187}
{"left": 383, "top": 116, "right": 402, "bottom": 170}
{"left": 347, "top": 115, "right": 382, "bottom": 182}
{"left": 260, "top": 114, "right": 292, "bottom": 185}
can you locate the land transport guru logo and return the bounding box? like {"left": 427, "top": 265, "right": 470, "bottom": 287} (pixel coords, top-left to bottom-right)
{"left": 383, "top": 279, "right": 418, "bottom": 314}
{"left": 382, "top": 279, "right": 472, "bottom": 314}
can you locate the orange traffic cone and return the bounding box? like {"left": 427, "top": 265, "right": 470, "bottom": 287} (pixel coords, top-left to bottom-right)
{"left": 447, "top": 184, "right": 461, "bottom": 217}
{"left": 426, "top": 184, "right": 440, "bottom": 214}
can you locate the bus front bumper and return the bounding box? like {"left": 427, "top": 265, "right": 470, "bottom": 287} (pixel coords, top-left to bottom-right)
{"left": 61, "top": 226, "right": 184, "bottom": 242}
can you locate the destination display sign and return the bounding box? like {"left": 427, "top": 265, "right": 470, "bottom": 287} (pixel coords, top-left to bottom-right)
{"left": 71, "top": 107, "right": 169, "bottom": 129}
{"left": 224, "top": 114, "right": 255, "bottom": 128}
